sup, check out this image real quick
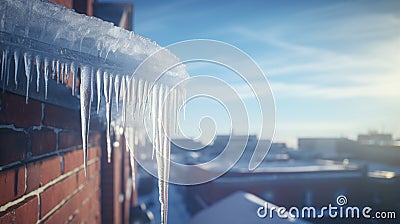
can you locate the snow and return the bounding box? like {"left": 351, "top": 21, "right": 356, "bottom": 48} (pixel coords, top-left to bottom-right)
{"left": 1, "top": 0, "right": 188, "bottom": 222}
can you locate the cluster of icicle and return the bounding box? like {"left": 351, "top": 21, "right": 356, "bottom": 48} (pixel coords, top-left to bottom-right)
{"left": 0, "top": 49, "right": 185, "bottom": 224}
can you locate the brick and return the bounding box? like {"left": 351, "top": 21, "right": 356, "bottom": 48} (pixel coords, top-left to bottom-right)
{"left": 0, "top": 166, "right": 26, "bottom": 206}
{"left": 31, "top": 128, "right": 57, "bottom": 156}
{"left": 0, "top": 212, "right": 13, "bottom": 223}
{"left": 0, "top": 196, "right": 39, "bottom": 224}
{"left": 27, "top": 157, "right": 61, "bottom": 193}
{"left": 72, "top": 177, "right": 101, "bottom": 223}
{"left": 63, "top": 149, "right": 83, "bottom": 173}
{"left": 43, "top": 104, "right": 80, "bottom": 131}
{"left": 88, "top": 146, "right": 101, "bottom": 161}
{"left": 76, "top": 169, "right": 86, "bottom": 187}
{"left": 14, "top": 196, "right": 38, "bottom": 224}
{"left": 88, "top": 160, "right": 101, "bottom": 178}
{"left": 45, "top": 174, "right": 100, "bottom": 223}
{"left": 58, "top": 130, "right": 82, "bottom": 150}
{"left": 46, "top": 177, "right": 98, "bottom": 224}
{"left": 40, "top": 174, "right": 77, "bottom": 218}
{"left": 0, "top": 129, "right": 28, "bottom": 166}
{"left": 0, "top": 93, "right": 42, "bottom": 128}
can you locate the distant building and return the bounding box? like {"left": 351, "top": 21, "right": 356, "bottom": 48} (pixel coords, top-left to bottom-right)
{"left": 297, "top": 138, "right": 353, "bottom": 160}
{"left": 357, "top": 131, "right": 393, "bottom": 146}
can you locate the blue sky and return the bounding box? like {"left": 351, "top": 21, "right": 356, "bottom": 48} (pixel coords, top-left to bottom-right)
{"left": 105, "top": 0, "right": 400, "bottom": 147}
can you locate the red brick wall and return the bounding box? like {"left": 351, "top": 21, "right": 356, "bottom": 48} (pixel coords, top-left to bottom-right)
{"left": 0, "top": 93, "right": 103, "bottom": 223}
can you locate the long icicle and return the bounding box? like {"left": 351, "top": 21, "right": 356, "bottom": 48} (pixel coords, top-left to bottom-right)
{"left": 96, "top": 69, "right": 102, "bottom": 114}
{"left": 114, "top": 74, "right": 120, "bottom": 112}
{"left": 2, "top": 50, "right": 10, "bottom": 92}
{"left": 71, "top": 62, "right": 76, "bottom": 96}
{"left": 35, "top": 55, "right": 41, "bottom": 92}
{"left": 104, "top": 71, "right": 113, "bottom": 163}
{"left": 5, "top": 50, "right": 11, "bottom": 88}
{"left": 151, "top": 84, "right": 159, "bottom": 160}
{"left": 1, "top": 50, "right": 5, "bottom": 81}
{"left": 60, "top": 62, "right": 65, "bottom": 83}
{"left": 161, "top": 86, "right": 170, "bottom": 224}
{"left": 136, "top": 78, "right": 143, "bottom": 116}
{"left": 121, "top": 76, "right": 127, "bottom": 129}
{"left": 80, "top": 65, "right": 92, "bottom": 175}
{"left": 44, "top": 57, "right": 49, "bottom": 99}
{"left": 23, "top": 52, "right": 32, "bottom": 104}
{"left": 156, "top": 84, "right": 167, "bottom": 224}
{"left": 13, "top": 50, "right": 19, "bottom": 89}
{"left": 65, "top": 62, "right": 70, "bottom": 81}
{"left": 56, "top": 60, "right": 60, "bottom": 83}
{"left": 141, "top": 80, "right": 148, "bottom": 117}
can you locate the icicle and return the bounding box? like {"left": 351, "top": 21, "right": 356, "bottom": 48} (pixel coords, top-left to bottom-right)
{"left": 141, "top": 80, "right": 148, "bottom": 117}
{"left": 121, "top": 76, "right": 127, "bottom": 128}
{"left": 65, "top": 63, "right": 70, "bottom": 81}
{"left": 5, "top": 50, "right": 11, "bottom": 87}
{"left": 96, "top": 69, "right": 102, "bottom": 114}
{"left": 126, "top": 76, "right": 132, "bottom": 104}
{"left": 136, "top": 78, "right": 143, "bottom": 115}
{"left": 131, "top": 77, "right": 137, "bottom": 117}
{"left": 1, "top": 50, "right": 5, "bottom": 80}
{"left": 56, "top": 60, "right": 60, "bottom": 83}
{"left": 162, "top": 86, "right": 171, "bottom": 224}
{"left": 173, "top": 89, "right": 179, "bottom": 134}
{"left": 103, "top": 71, "right": 113, "bottom": 163}
{"left": 155, "top": 84, "right": 169, "bottom": 224}
{"left": 43, "top": 57, "right": 49, "bottom": 99}
{"left": 90, "top": 68, "right": 94, "bottom": 103}
{"left": 80, "top": 65, "right": 92, "bottom": 175}
{"left": 51, "top": 60, "right": 55, "bottom": 79}
{"left": 13, "top": 50, "right": 19, "bottom": 89}
{"left": 151, "top": 84, "right": 159, "bottom": 160}
{"left": 35, "top": 55, "right": 41, "bottom": 92}
{"left": 71, "top": 62, "right": 76, "bottom": 96}
{"left": 1, "top": 49, "right": 10, "bottom": 92}
{"left": 60, "top": 62, "right": 65, "bottom": 83}
{"left": 114, "top": 74, "right": 120, "bottom": 112}
{"left": 23, "top": 52, "right": 32, "bottom": 104}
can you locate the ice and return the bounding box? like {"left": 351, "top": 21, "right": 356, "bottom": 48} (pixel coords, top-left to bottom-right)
{"left": 71, "top": 62, "right": 76, "bottom": 96}
{"left": 44, "top": 57, "right": 50, "bottom": 99}
{"left": 1, "top": 49, "right": 10, "bottom": 90}
{"left": 13, "top": 50, "right": 19, "bottom": 89}
{"left": 80, "top": 65, "right": 92, "bottom": 174}
{"left": 1, "top": 49, "right": 10, "bottom": 86}
{"left": 35, "top": 55, "right": 41, "bottom": 92}
{"left": 103, "top": 71, "right": 113, "bottom": 163}
{"left": 60, "top": 62, "right": 65, "bottom": 84}
{"left": 65, "top": 62, "right": 70, "bottom": 81}
{"left": 114, "top": 74, "right": 120, "bottom": 112}
{"left": 151, "top": 84, "right": 159, "bottom": 160}
{"left": 141, "top": 80, "right": 148, "bottom": 116}
{"left": 23, "top": 52, "right": 32, "bottom": 104}
{"left": 96, "top": 69, "right": 102, "bottom": 114}
{"left": 137, "top": 78, "right": 143, "bottom": 116}
{"left": 51, "top": 60, "right": 55, "bottom": 80}
{"left": 56, "top": 60, "right": 60, "bottom": 83}
{"left": 121, "top": 76, "right": 127, "bottom": 127}
{"left": 162, "top": 86, "right": 171, "bottom": 224}
{"left": 1, "top": 0, "right": 189, "bottom": 222}
{"left": 131, "top": 77, "right": 138, "bottom": 117}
